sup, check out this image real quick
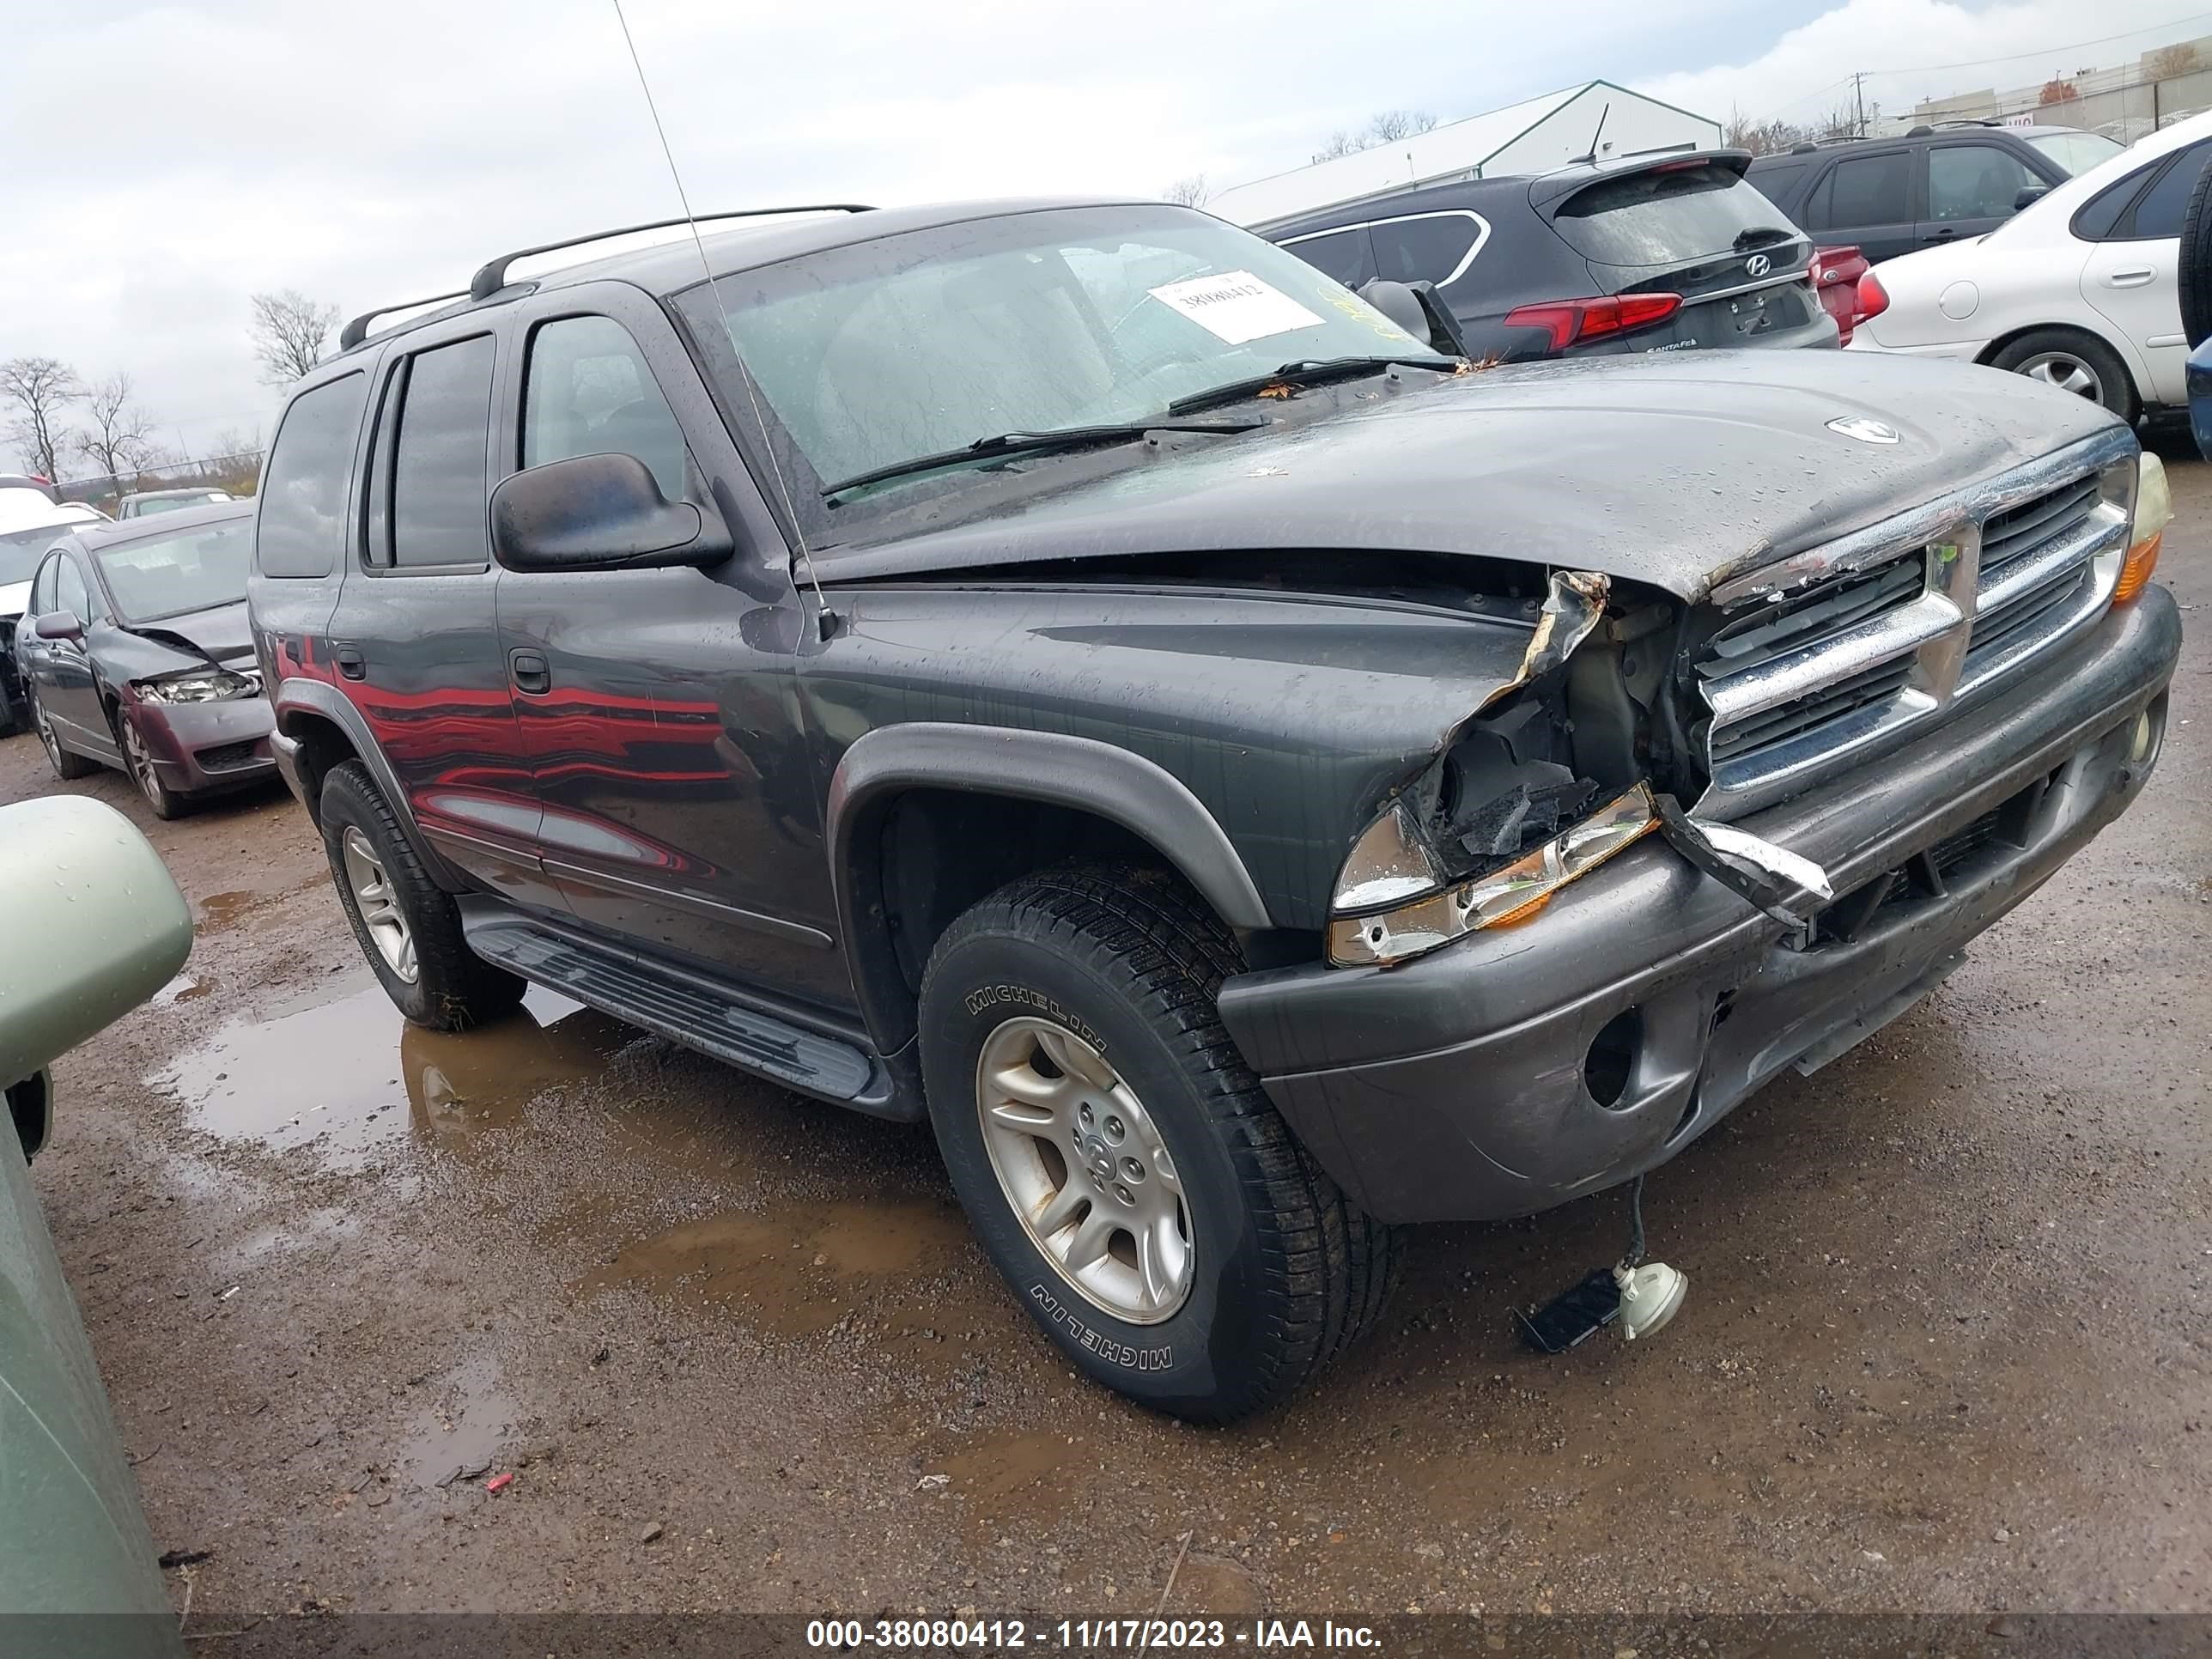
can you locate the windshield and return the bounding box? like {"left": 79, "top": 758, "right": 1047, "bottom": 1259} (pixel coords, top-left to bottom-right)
{"left": 92, "top": 518, "right": 252, "bottom": 623}
{"left": 130, "top": 492, "right": 228, "bottom": 517}
{"left": 2027, "top": 130, "right": 2124, "bottom": 175}
{"left": 0, "top": 523, "right": 66, "bottom": 585}
{"left": 674, "top": 204, "right": 1430, "bottom": 526}
{"left": 1551, "top": 163, "right": 1795, "bottom": 270}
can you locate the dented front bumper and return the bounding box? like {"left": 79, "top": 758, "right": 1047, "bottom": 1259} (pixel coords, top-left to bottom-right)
{"left": 1217, "top": 585, "right": 2180, "bottom": 1224}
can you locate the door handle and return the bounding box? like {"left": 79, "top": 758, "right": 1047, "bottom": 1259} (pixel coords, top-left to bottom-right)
{"left": 1927, "top": 228, "right": 1959, "bottom": 241}
{"left": 332, "top": 645, "right": 367, "bottom": 681}
{"left": 508, "top": 648, "right": 550, "bottom": 696}
{"left": 2105, "top": 267, "right": 2156, "bottom": 288}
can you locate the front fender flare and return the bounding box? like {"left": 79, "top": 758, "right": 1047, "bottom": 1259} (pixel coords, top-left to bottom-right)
{"left": 272, "top": 678, "right": 459, "bottom": 890}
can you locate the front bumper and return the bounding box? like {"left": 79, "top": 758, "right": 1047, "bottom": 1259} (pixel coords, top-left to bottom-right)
{"left": 1217, "top": 586, "right": 2180, "bottom": 1224}
{"left": 137, "top": 696, "right": 278, "bottom": 796}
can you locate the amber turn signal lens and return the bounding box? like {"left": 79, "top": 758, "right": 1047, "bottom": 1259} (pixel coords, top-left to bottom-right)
{"left": 2114, "top": 531, "right": 2161, "bottom": 603}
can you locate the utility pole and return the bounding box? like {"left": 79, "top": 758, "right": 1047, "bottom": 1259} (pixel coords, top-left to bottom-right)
{"left": 1852, "top": 70, "right": 1868, "bottom": 138}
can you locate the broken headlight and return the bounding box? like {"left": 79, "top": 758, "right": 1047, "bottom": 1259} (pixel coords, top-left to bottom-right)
{"left": 135, "top": 671, "right": 255, "bottom": 705}
{"left": 1328, "top": 782, "right": 1658, "bottom": 967}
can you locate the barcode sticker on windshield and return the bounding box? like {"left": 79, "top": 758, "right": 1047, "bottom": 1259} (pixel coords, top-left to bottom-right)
{"left": 1147, "top": 270, "right": 1322, "bottom": 345}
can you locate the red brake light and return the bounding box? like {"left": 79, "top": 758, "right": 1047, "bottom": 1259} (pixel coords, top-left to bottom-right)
{"left": 1854, "top": 267, "right": 1889, "bottom": 325}
{"left": 1501, "top": 293, "right": 1683, "bottom": 352}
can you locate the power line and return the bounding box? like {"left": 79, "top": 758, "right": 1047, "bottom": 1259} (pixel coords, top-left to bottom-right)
{"left": 1857, "top": 9, "right": 2212, "bottom": 79}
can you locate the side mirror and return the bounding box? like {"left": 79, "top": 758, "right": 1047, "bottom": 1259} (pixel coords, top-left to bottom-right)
{"left": 489, "top": 453, "right": 733, "bottom": 574}
{"left": 1357, "top": 278, "right": 1473, "bottom": 359}
{"left": 34, "top": 613, "right": 82, "bottom": 642}
{"left": 2014, "top": 185, "right": 2050, "bottom": 211}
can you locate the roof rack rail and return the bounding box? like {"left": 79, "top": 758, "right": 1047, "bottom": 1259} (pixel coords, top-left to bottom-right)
{"left": 467, "top": 205, "right": 875, "bottom": 301}
{"left": 337, "top": 289, "right": 471, "bottom": 352}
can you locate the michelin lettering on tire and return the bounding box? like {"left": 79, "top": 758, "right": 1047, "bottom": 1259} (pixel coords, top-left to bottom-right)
{"left": 1029, "top": 1284, "right": 1174, "bottom": 1370}
{"left": 961, "top": 982, "right": 1108, "bottom": 1054}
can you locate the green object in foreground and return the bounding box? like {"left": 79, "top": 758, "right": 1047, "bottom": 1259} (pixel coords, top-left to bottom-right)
{"left": 1, "top": 795, "right": 191, "bottom": 1653}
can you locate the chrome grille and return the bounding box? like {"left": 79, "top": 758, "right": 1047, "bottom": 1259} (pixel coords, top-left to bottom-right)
{"left": 1692, "top": 428, "right": 2136, "bottom": 818}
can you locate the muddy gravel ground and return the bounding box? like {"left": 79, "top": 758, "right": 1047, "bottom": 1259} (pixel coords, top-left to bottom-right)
{"left": 15, "top": 445, "right": 2210, "bottom": 1634}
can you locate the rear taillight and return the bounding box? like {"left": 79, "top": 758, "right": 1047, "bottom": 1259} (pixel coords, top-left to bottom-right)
{"left": 1501, "top": 293, "right": 1683, "bottom": 353}
{"left": 1855, "top": 267, "right": 1889, "bottom": 326}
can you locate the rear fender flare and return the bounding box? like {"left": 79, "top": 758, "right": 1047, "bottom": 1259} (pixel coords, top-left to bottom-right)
{"left": 272, "top": 678, "right": 459, "bottom": 889}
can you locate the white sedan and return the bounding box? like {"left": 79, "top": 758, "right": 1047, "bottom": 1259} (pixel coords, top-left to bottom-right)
{"left": 1851, "top": 110, "right": 2212, "bottom": 422}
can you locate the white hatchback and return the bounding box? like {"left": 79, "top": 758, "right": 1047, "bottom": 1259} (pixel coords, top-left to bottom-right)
{"left": 1851, "top": 111, "right": 2212, "bottom": 422}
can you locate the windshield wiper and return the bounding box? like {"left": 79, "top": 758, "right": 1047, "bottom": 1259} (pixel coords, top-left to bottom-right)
{"left": 1166, "top": 356, "right": 1456, "bottom": 417}
{"left": 1733, "top": 226, "right": 1799, "bottom": 251}
{"left": 820, "top": 419, "right": 1260, "bottom": 499}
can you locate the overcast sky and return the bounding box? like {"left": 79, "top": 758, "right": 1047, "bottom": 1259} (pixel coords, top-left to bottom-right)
{"left": 5, "top": 0, "right": 2206, "bottom": 474}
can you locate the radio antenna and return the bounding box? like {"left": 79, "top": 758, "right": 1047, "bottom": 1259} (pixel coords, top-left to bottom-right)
{"left": 609, "top": 0, "right": 836, "bottom": 638}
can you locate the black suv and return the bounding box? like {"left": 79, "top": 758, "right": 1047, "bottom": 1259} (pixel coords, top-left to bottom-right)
{"left": 1260, "top": 149, "right": 1835, "bottom": 362}
{"left": 250, "top": 198, "right": 2179, "bottom": 1420}
{"left": 1747, "top": 121, "right": 2124, "bottom": 264}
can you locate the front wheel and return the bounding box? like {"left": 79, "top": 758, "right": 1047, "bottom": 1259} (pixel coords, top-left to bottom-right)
{"left": 318, "top": 760, "right": 525, "bottom": 1030}
{"left": 118, "top": 710, "right": 188, "bottom": 820}
{"left": 918, "top": 868, "right": 1400, "bottom": 1422}
{"left": 1989, "top": 329, "right": 2138, "bottom": 424}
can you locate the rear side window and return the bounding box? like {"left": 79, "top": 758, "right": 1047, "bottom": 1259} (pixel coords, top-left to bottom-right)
{"left": 2123, "top": 140, "right": 2212, "bottom": 240}
{"left": 390, "top": 334, "right": 496, "bottom": 568}
{"left": 1746, "top": 161, "right": 1808, "bottom": 205}
{"left": 1813, "top": 152, "right": 1911, "bottom": 228}
{"left": 1551, "top": 163, "right": 1788, "bottom": 268}
{"left": 1279, "top": 226, "right": 1376, "bottom": 289}
{"left": 523, "top": 315, "right": 688, "bottom": 501}
{"left": 1369, "top": 212, "right": 1485, "bottom": 287}
{"left": 257, "top": 373, "right": 367, "bottom": 579}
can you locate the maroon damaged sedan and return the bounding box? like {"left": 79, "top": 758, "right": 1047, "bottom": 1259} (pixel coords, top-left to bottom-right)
{"left": 15, "top": 502, "right": 276, "bottom": 818}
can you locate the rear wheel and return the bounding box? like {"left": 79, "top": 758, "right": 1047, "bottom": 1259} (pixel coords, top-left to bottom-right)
{"left": 918, "top": 867, "right": 1401, "bottom": 1422}
{"left": 318, "top": 760, "right": 525, "bottom": 1030}
{"left": 1989, "top": 329, "right": 2137, "bottom": 423}
{"left": 2179, "top": 152, "right": 2212, "bottom": 349}
{"left": 32, "top": 690, "right": 97, "bottom": 781}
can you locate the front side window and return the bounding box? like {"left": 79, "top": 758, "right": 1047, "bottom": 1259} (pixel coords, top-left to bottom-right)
{"left": 1279, "top": 226, "right": 1376, "bottom": 289}
{"left": 390, "top": 334, "right": 496, "bottom": 568}
{"left": 523, "top": 315, "right": 688, "bottom": 501}
{"left": 1926, "top": 144, "right": 2039, "bottom": 222}
{"left": 258, "top": 373, "right": 368, "bottom": 579}
{"left": 676, "top": 204, "right": 1430, "bottom": 534}
{"left": 54, "top": 557, "right": 88, "bottom": 623}
{"left": 94, "top": 518, "right": 252, "bottom": 623}
{"left": 1815, "top": 153, "right": 1911, "bottom": 228}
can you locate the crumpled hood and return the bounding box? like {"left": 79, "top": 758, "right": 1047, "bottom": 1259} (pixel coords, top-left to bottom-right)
{"left": 97, "top": 600, "right": 256, "bottom": 679}
{"left": 827, "top": 349, "right": 2124, "bottom": 601}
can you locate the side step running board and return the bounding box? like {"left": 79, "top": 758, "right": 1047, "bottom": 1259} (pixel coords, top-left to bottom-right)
{"left": 461, "top": 910, "right": 911, "bottom": 1120}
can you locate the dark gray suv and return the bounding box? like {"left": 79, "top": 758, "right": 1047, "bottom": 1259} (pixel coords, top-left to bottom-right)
{"left": 250, "top": 197, "right": 2178, "bottom": 1419}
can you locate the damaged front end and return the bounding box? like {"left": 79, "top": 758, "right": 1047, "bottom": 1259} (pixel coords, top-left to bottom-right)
{"left": 1326, "top": 569, "right": 1832, "bottom": 968}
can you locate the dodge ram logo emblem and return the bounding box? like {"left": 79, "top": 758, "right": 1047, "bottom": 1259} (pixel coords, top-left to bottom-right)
{"left": 1826, "top": 416, "right": 1901, "bottom": 445}
{"left": 1746, "top": 252, "right": 1771, "bottom": 276}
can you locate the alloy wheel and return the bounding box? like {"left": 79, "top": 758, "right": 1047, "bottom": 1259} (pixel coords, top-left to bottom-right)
{"left": 342, "top": 826, "right": 418, "bottom": 983}
{"left": 975, "top": 1015, "right": 1194, "bottom": 1324}
{"left": 120, "top": 719, "right": 164, "bottom": 809}
{"left": 2017, "top": 350, "right": 2104, "bottom": 403}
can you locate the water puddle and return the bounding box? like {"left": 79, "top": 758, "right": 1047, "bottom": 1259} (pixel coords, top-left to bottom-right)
{"left": 149, "top": 977, "right": 622, "bottom": 1169}
{"left": 578, "top": 1195, "right": 973, "bottom": 1335}
{"left": 152, "top": 973, "right": 210, "bottom": 1006}
{"left": 197, "top": 890, "right": 264, "bottom": 930}
{"left": 396, "top": 1354, "right": 520, "bottom": 1488}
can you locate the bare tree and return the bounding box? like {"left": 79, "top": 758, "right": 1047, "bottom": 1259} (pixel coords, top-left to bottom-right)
{"left": 2039, "top": 79, "right": 2081, "bottom": 106}
{"left": 210, "top": 425, "right": 265, "bottom": 496}
{"left": 1311, "top": 109, "right": 1441, "bottom": 164}
{"left": 1366, "top": 109, "right": 1438, "bottom": 143}
{"left": 2149, "top": 42, "right": 2201, "bottom": 80}
{"left": 249, "top": 289, "right": 341, "bottom": 386}
{"left": 1162, "top": 173, "right": 1210, "bottom": 207}
{"left": 74, "top": 373, "right": 161, "bottom": 494}
{"left": 1725, "top": 106, "right": 1815, "bottom": 156}
{"left": 0, "top": 356, "right": 82, "bottom": 482}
